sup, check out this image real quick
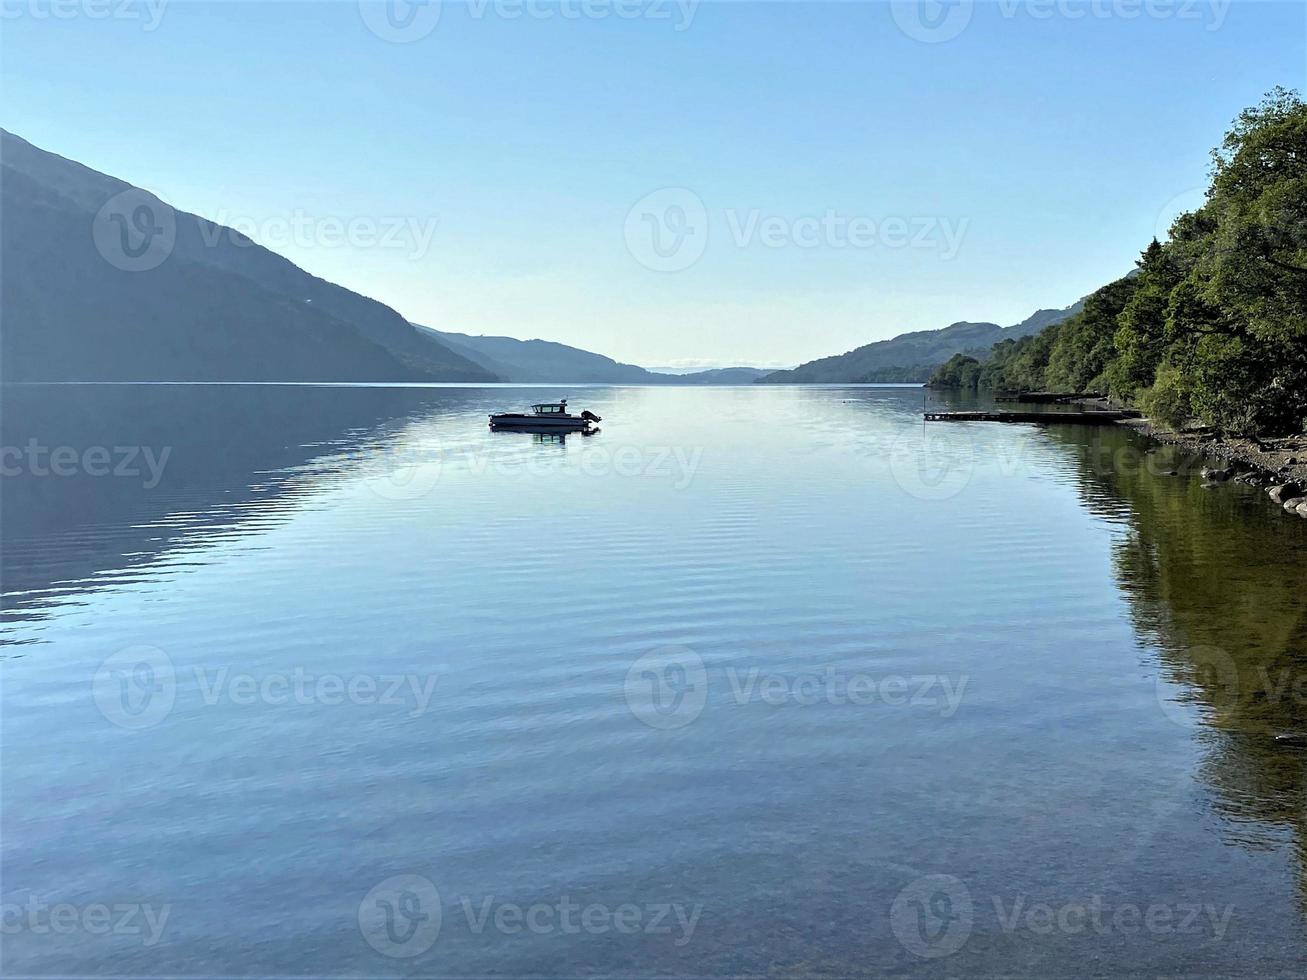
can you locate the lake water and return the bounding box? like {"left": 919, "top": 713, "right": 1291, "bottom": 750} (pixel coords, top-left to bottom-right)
{"left": 4, "top": 383, "right": 1307, "bottom": 977}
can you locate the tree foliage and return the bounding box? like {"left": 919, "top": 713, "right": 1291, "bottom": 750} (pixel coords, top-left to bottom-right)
{"left": 931, "top": 88, "right": 1307, "bottom": 436}
{"left": 927, "top": 353, "right": 982, "bottom": 389}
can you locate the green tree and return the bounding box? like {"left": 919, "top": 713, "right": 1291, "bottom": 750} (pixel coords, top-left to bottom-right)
{"left": 954, "top": 88, "right": 1307, "bottom": 436}
{"left": 927, "top": 353, "right": 983, "bottom": 389}
{"left": 1044, "top": 275, "right": 1138, "bottom": 392}
{"left": 1109, "top": 239, "right": 1182, "bottom": 400}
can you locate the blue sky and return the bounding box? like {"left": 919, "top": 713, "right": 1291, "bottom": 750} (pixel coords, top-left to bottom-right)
{"left": 3, "top": 1, "right": 1304, "bottom": 368}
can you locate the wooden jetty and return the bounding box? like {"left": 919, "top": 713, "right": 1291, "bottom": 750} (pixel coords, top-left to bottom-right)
{"left": 924, "top": 409, "right": 1139, "bottom": 425}
{"left": 994, "top": 391, "right": 1104, "bottom": 404}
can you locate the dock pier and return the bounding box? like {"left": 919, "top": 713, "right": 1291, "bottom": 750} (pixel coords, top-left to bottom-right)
{"left": 923, "top": 409, "right": 1140, "bottom": 425}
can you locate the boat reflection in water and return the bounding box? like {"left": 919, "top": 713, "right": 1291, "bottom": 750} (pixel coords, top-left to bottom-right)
{"left": 530, "top": 429, "right": 599, "bottom": 446}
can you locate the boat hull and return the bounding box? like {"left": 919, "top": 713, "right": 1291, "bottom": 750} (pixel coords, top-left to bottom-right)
{"left": 489, "top": 413, "right": 593, "bottom": 431}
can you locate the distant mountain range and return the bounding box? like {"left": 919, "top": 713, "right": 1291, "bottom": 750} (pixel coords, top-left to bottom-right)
{"left": 417, "top": 327, "right": 770, "bottom": 385}
{"left": 416, "top": 326, "right": 661, "bottom": 383}
{"left": 757, "top": 305, "right": 1084, "bottom": 384}
{"left": 1, "top": 130, "right": 1083, "bottom": 387}
{"left": 667, "top": 366, "right": 772, "bottom": 384}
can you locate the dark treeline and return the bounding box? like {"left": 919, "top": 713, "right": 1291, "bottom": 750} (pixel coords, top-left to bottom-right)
{"left": 930, "top": 88, "right": 1307, "bottom": 436}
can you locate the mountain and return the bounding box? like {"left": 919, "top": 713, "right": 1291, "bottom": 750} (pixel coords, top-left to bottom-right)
{"left": 415, "top": 326, "right": 661, "bottom": 383}
{"left": 758, "top": 302, "right": 1084, "bottom": 384}
{"left": 1004, "top": 303, "right": 1091, "bottom": 338}
{"left": 417, "top": 327, "right": 771, "bottom": 384}
{"left": 1, "top": 131, "right": 494, "bottom": 382}
{"left": 671, "top": 367, "right": 771, "bottom": 384}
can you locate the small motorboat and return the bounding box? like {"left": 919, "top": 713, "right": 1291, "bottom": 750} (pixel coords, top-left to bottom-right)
{"left": 489, "top": 399, "right": 601, "bottom": 432}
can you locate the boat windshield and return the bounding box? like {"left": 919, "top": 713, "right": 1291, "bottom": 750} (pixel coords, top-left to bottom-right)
{"left": 532, "top": 403, "right": 566, "bottom": 415}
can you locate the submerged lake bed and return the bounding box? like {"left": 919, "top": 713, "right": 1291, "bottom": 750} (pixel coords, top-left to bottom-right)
{"left": 3, "top": 383, "right": 1306, "bottom": 977}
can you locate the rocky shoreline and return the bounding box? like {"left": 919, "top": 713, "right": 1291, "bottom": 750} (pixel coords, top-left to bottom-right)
{"left": 1118, "top": 416, "right": 1307, "bottom": 520}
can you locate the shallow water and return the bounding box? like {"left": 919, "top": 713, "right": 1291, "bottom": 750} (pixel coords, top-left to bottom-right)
{"left": 3, "top": 383, "right": 1306, "bottom": 977}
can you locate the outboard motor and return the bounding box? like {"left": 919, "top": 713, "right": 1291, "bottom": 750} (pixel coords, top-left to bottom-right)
{"left": 580, "top": 410, "right": 602, "bottom": 423}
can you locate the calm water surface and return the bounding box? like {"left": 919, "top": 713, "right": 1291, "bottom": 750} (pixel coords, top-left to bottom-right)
{"left": 3, "top": 383, "right": 1307, "bottom": 977}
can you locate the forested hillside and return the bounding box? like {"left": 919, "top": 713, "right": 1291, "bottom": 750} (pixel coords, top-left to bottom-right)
{"left": 931, "top": 88, "right": 1307, "bottom": 437}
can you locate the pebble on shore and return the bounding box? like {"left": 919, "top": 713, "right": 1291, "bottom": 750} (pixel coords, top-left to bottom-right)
{"left": 1270, "top": 483, "right": 1304, "bottom": 505}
